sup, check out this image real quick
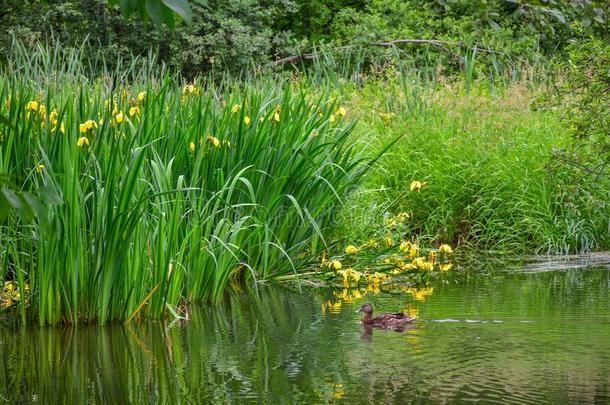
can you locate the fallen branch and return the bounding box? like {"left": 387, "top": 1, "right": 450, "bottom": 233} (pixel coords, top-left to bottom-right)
{"left": 270, "top": 39, "right": 503, "bottom": 66}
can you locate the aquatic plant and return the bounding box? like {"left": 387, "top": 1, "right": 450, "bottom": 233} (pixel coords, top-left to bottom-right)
{"left": 0, "top": 44, "right": 377, "bottom": 325}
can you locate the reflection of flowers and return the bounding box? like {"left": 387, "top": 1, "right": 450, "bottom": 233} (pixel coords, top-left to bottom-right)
{"left": 403, "top": 303, "right": 419, "bottom": 318}
{"left": 405, "top": 287, "right": 434, "bottom": 301}
{"left": 321, "top": 301, "right": 342, "bottom": 314}
{"left": 334, "top": 288, "right": 362, "bottom": 303}
{"left": 332, "top": 383, "right": 344, "bottom": 400}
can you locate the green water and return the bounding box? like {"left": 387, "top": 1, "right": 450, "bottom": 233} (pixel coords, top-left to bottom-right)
{"left": 1, "top": 264, "right": 609, "bottom": 403}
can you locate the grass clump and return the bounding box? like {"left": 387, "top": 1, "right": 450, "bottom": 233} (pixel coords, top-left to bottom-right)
{"left": 337, "top": 74, "right": 610, "bottom": 254}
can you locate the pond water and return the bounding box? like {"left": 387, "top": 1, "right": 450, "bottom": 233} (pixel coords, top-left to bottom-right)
{"left": 1, "top": 261, "right": 609, "bottom": 403}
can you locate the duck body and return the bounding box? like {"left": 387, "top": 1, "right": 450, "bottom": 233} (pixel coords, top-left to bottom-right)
{"left": 357, "top": 303, "right": 416, "bottom": 331}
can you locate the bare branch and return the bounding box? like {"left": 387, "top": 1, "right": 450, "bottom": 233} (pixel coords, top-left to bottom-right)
{"left": 269, "top": 39, "right": 505, "bottom": 66}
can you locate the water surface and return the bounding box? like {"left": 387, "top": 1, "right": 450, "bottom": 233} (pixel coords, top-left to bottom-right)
{"left": 1, "top": 262, "right": 609, "bottom": 403}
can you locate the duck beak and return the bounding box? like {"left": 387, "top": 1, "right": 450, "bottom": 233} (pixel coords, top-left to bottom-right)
{"left": 355, "top": 308, "right": 362, "bottom": 313}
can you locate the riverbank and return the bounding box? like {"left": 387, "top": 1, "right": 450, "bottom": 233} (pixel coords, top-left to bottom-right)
{"left": 1, "top": 44, "right": 608, "bottom": 324}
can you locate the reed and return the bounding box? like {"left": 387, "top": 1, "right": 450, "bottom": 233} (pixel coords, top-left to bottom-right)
{"left": 0, "top": 43, "right": 372, "bottom": 324}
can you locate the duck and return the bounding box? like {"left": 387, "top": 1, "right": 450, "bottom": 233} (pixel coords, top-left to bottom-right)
{"left": 356, "top": 303, "right": 416, "bottom": 330}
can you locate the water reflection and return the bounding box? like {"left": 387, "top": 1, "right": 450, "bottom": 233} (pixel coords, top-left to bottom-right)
{"left": 0, "top": 267, "right": 609, "bottom": 403}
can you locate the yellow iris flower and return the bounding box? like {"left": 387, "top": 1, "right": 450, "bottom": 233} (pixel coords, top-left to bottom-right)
{"left": 410, "top": 180, "right": 427, "bottom": 192}
{"left": 207, "top": 135, "right": 220, "bottom": 147}
{"left": 345, "top": 245, "right": 359, "bottom": 254}
{"left": 439, "top": 244, "right": 453, "bottom": 254}
{"left": 76, "top": 136, "right": 89, "bottom": 147}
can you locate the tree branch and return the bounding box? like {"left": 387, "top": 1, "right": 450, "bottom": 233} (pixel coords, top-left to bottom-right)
{"left": 269, "top": 39, "right": 503, "bottom": 66}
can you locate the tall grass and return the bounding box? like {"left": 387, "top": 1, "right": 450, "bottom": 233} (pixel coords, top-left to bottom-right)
{"left": 337, "top": 74, "right": 610, "bottom": 255}
{"left": 0, "top": 43, "right": 374, "bottom": 324}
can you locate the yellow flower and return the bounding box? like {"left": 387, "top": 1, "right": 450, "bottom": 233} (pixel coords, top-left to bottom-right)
{"left": 38, "top": 104, "right": 46, "bottom": 118}
{"left": 76, "top": 136, "right": 89, "bottom": 147}
{"left": 273, "top": 111, "right": 280, "bottom": 122}
{"left": 4, "top": 96, "right": 10, "bottom": 108}
{"left": 243, "top": 115, "right": 251, "bottom": 125}
{"left": 428, "top": 250, "right": 437, "bottom": 264}
{"left": 137, "top": 91, "right": 147, "bottom": 102}
{"left": 365, "top": 238, "right": 379, "bottom": 248}
{"left": 409, "top": 243, "right": 419, "bottom": 258}
{"left": 35, "top": 164, "right": 45, "bottom": 174}
{"left": 439, "top": 263, "right": 454, "bottom": 272}
{"left": 396, "top": 212, "right": 409, "bottom": 221}
{"left": 439, "top": 244, "right": 453, "bottom": 254}
{"left": 337, "top": 106, "right": 347, "bottom": 116}
{"left": 337, "top": 269, "right": 350, "bottom": 284}
{"left": 329, "top": 260, "right": 342, "bottom": 270}
{"left": 329, "top": 114, "right": 337, "bottom": 123}
{"left": 223, "top": 140, "right": 231, "bottom": 147}
{"left": 412, "top": 257, "right": 427, "bottom": 269}
{"left": 207, "top": 134, "right": 220, "bottom": 147}
{"left": 182, "top": 83, "right": 199, "bottom": 95}
{"left": 79, "top": 119, "right": 97, "bottom": 133}
{"left": 399, "top": 241, "right": 412, "bottom": 252}
{"left": 378, "top": 111, "right": 395, "bottom": 122}
{"left": 26, "top": 100, "right": 39, "bottom": 111}
{"left": 384, "top": 235, "right": 393, "bottom": 247}
{"left": 98, "top": 118, "right": 104, "bottom": 126}
{"left": 115, "top": 112, "right": 124, "bottom": 124}
{"left": 104, "top": 99, "right": 116, "bottom": 109}
{"left": 231, "top": 104, "right": 241, "bottom": 113}
{"left": 410, "top": 180, "right": 427, "bottom": 192}
{"left": 189, "top": 141, "right": 196, "bottom": 152}
{"left": 129, "top": 106, "right": 140, "bottom": 117}
{"left": 48, "top": 110, "right": 58, "bottom": 125}
{"left": 345, "top": 245, "right": 359, "bottom": 254}
{"left": 60, "top": 122, "right": 65, "bottom": 133}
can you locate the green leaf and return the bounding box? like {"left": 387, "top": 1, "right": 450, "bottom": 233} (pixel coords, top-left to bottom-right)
{"left": 161, "top": 3, "right": 176, "bottom": 29}
{"left": 0, "top": 192, "right": 10, "bottom": 221}
{"left": 1, "top": 188, "right": 21, "bottom": 210}
{"left": 145, "top": 0, "right": 164, "bottom": 26}
{"left": 161, "top": 0, "right": 192, "bottom": 24}
{"left": 119, "top": 0, "right": 135, "bottom": 17}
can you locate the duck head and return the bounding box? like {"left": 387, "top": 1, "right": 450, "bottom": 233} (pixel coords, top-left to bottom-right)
{"left": 357, "top": 303, "right": 373, "bottom": 315}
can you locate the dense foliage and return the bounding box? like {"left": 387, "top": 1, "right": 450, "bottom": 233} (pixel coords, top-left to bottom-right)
{"left": 1, "top": 0, "right": 608, "bottom": 73}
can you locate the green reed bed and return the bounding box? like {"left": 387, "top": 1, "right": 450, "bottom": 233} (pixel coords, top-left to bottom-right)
{"left": 0, "top": 46, "right": 377, "bottom": 325}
